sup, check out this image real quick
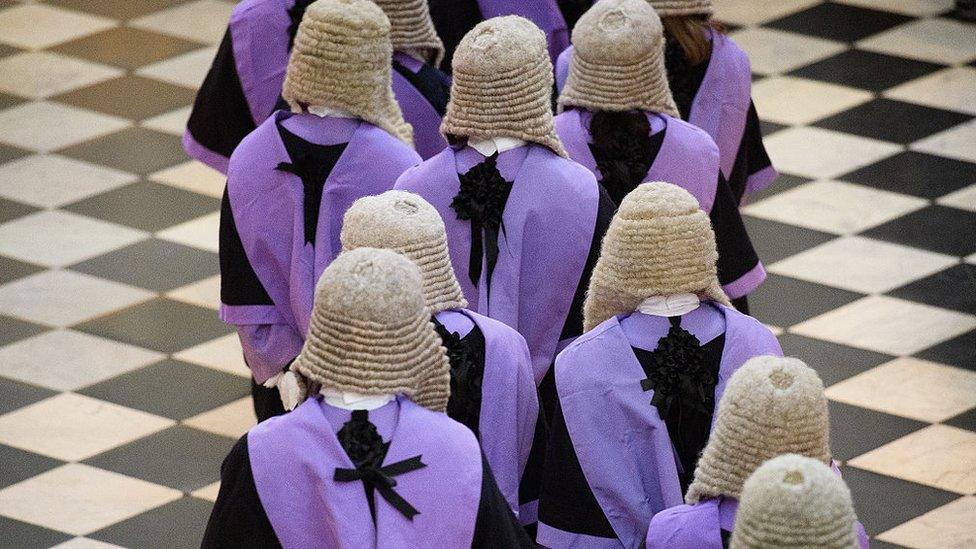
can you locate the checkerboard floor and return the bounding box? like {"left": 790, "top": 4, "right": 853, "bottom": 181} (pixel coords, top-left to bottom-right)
{"left": 0, "top": 0, "right": 972, "bottom": 547}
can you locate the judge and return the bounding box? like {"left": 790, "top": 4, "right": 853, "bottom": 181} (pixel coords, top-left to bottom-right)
{"left": 184, "top": 0, "right": 451, "bottom": 170}
{"left": 731, "top": 455, "right": 863, "bottom": 549}
{"left": 340, "top": 190, "right": 539, "bottom": 519}
{"left": 219, "top": 0, "right": 421, "bottom": 421}
{"left": 202, "top": 248, "right": 533, "bottom": 548}
{"left": 644, "top": 356, "right": 869, "bottom": 549}
{"left": 554, "top": 0, "right": 763, "bottom": 311}
{"left": 537, "top": 183, "right": 782, "bottom": 549}
{"left": 555, "top": 0, "right": 777, "bottom": 203}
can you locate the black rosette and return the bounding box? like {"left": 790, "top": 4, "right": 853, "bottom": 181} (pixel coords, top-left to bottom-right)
{"left": 451, "top": 153, "right": 513, "bottom": 299}
{"left": 337, "top": 410, "right": 388, "bottom": 470}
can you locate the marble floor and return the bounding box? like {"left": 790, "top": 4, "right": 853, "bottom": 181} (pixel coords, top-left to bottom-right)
{"left": 0, "top": 0, "right": 973, "bottom": 547}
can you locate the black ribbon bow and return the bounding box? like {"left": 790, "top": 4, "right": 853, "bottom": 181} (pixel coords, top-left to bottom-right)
{"left": 450, "top": 153, "right": 513, "bottom": 301}
{"left": 334, "top": 410, "right": 426, "bottom": 521}
{"left": 432, "top": 317, "right": 484, "bottom": 438}
{"left": 636, "top": 316, "right": 718, "bottom": 492}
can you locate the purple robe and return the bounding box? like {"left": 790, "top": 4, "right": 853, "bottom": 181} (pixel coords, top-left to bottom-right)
{"left": 392, "top": 52, "right": 449, "bottom": 160}
{"left": 555, "top": 108, "right": 718, "bottom": 212}
{"left": 434, "top": 308, "right": 538, "bottom": 516}
{"left": 220, "top": 111, "right": 420, "bottom": 382}
{"left": 555, "top": 108, "right": 766, "bottom": 299}
{"left": 477, "top": 0, "right": 570, "bottom": 62}
{"left": 555, "top": 34, "right": 778, "bottom": 199}
{"left": 646, "top": 496, "right": 870, "bottom": 549}
{"left": 537, "top": 303, "right": 783, "bottom": 549}
{"left": 395, "top": 144, "right": 600, "bottom": 382}
{"left": 248, "top": 396, "right": 482, "bottom": 548}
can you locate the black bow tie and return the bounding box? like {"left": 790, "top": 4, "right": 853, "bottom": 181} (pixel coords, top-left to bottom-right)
{"left": 334, "top": 455, "right": 427, "bottom": 520}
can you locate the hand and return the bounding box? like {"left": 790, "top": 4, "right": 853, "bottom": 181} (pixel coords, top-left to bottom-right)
{"left": 277, "top": 370, "right": 308, "bottom": 411}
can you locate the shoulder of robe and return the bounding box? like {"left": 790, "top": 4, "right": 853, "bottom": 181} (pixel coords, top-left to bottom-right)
{"left": 401, "top": 399, "right": 482, "bottom": 455}
{"left": 554, "top": 316, "right": 622, "bottom": 380}
{"left": 357, "top": 122, "right": 423, "bottom": 166}
{"left": 668, "top": 115, "right": 720, "bottom": 156}
{"left": 226, "top": 114, "right": 280, "bottom": 182}
{"left": 394, "top": 147, "right": 452, "bottom": 188}
{"left": 716, "top": 304, "right": 781, "bottom": 354}
{"left": 709, "top": 32, "right": 752, "bottom": 97}
{"left": 232, "top": 0, "right": 283, "bottom": 20}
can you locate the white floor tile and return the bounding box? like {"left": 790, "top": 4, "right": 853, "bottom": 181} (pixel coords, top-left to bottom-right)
{"left": 156, "top": 211, "right": 219, "bottom": 252}
{"left": 0, "top": 393, "right": 174, "bottom": 461}
{"left": 135, "top": 47, "right": 217, "bottom": 90}
{"left": 912, "top": 119, "right": 976, "bottom": 163}
{"left": 763, "top": 126, "right": 901, "bottom": 179}
{"left": 769, "top": 236, "right": 958, "bottom": 293}
{"left": 0, "top": 210, "right": 147, "bottom": 267}
{"left": 0, "top": 4, "right": 116, "bottom": 50}
{"left": 824, "top": 357, "right": 976, "bottom": 422}
{"left": 876, "top": 496, "right": 976, "bottom": 548}
{"left": 712, "top": 0, "right": 822, "bottom": 26}
{"left": 0, "top": 154, "right": 136, "bottom": 209}
{"left": 833, "top": 0, "right": 954, "bottom": 15}
{"left": 129, "top": 0, "right": 234, "bottom": 45}
{"left": 165, "top": 275, "right": 220, "bottom": 310}
{"left": 140, "top": 105, "right": 192, "bottom": 136}
{"left": 751, "top": 76, "right": 872, "bottom": 125}
{"left": 857, "top": 18, "right": 976, "bottom": 65}
{"left": 0, "top": 270, "right": 153, "bottom": 327}
{"left": 849, "top": 425, "right": 976, "bottom": 494}
{"left": 885, "top": 67, "right": 976, "bottom": 116}
{"left": 742, "top": 180, "right": 927, "bottom": 234}
{"left": 727, "top": 27, "right": 846, "bottom": 75}
{"left": 0, "top": 463, "right": 180, "bottom": 536}
{"left": 149, "top": 160, "right": 225, "bottom": 198}
{"left": 0, "top": 52, "right": 122, "bottom": 99}
{"left": 184, "top": 397, "right": 255, "bottom": 439}
{"left": 191, "top": 481, "right": 221, "bottom": 503}
{"left": 938, "top": 184, "right": 976, "bottom": 212}
{"left": 173, "top": 333, "right": 249, "bottom": 378}
{"left": 0, "top": 329, "right": 163, "bottom": 391}
{"left": 0, "top": 101, "right": 131, "bottom": 153}
{"left": 50, "top": 538, "right": 127, "bottom": 549}
{"left": 791, "top": 295, "right": 976, "bottom": 356}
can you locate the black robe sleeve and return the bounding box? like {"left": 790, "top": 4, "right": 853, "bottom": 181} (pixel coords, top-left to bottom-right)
{"left": 219, "top": 186, "right": 274, "bottom": 307}
{"left": 726, "top": 101, "right": 774, "bottom": 204}
{"left": 710, "top": 174, "right": 760, "bottom": 289}
{"left": 472, "top": 453, "right": 536, "bottom": 548}
{"left": 202, "top": 435, "right": 282, "bottom": 549}
{"left": 186, "top": 28, "right": 258, "bottom": 161}
{"left": 538, "top": 378, "right": 617, "bottom": 539}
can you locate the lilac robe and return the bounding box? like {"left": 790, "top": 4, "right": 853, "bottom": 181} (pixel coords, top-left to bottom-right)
{"left": 220, "top": 111, "right": 420, "bottom": 383}
{"left": 555, "top": 108, "right": 766, "bottom": 299}
{"left": 184, "top": 0, "right": 449, "bottom": 171}
{"left": 646, "top": 496, "right": 870, "bottom": 549}
{"left": 395, "top": 144, "right": 600, "bottom": 382}
{"left": 434, "top": 308, "right": 538, "bottom": 516}
{"left": 555, "top": 34, "right": 777, "bottom": 199}
{"left": 537, "top": 303, "right": 783, "bottom": 549}
{"left": 249, "top": 396, "right": 482, "bottom": 548}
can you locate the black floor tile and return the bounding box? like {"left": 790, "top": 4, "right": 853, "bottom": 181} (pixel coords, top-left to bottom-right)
{"left": 0, "top": 143, "right": 29, "bottom": 165}
{"left": 79, "top": 359, "right": 249, "bottom": 420}
{"left": 84, "top": 426, "right": 235, "bottom": 492}
{"left": 42, "top": 0, "right": 192, "bottom": 21}
{"left": 0, "top": 197, "right": 37, "bottom": 225}
{"left": 51, "top": 27, "right": 201, "bottom": 70}
{"left": 73, "top": 298, "right": 232, "bottom": 354}
{"left": 0, "top": 315, "right": 46, "bottom": 347}
{"left": 759, "top": 119, "right": 788, "bottom": 137}
{"left": 915, "top": 330, "right": 975, "bottom": 372}
{"left": 777, "top": 334, "right": 893, "bottom": 387}
{"left": 861, "top": 205, "right": 975, "bottom": 257}
{"left": 69, "top": 238, "right": 217, "bottom": 292}
{"left": 63, "top": 181, "right": 218, "bottom": 232}
{"left": 750, "top": 274, "right": 864, "bottom": 327}
{"left": 0, "top": 516, "right": 71, "bottom": 549}
{"left": 813, "top": 98, "right": 972, "bottom": 144}
{"left": 90, "top": 496, "right": 213, "bottom": 549}
{"left": 0, "top": 91, "right": 26, "bottom": 111}
{"left": 0, "top": 444, "right": 63, "bottom": 489}
{"left": 57, "top": 127, "right": 188, "bottom": 176}
{"left": 54, "top": 75, "right": 197, "bottom": 121}
{"left": 765, "top": 2, "right": 913, "bottom": 43}
{"left": 743, "top": 216, "right": 837, "bottom": 264}
{"left": 0, "top": 377, "right": 56, "bottom": 416}
{"left": 840, "top": 150, "right": 976, "bottom": 198}
{"left": 746, "top": 173, "right": 811, "bottom": 204}
{"left": 0, "top": 255, "right": 43, "bottom": 285}
{"left": 789, "top": 49, "right": 945, "bottom": 92}
{"left": 888, "top": 264, "right": 976, "bottom": 314}
{"left": 944, "top": 407, "right": 976, "bottom": 432}
{"left": 870, "top": 541, "right": 910, "bottom": 549}
{"left": 840, "top": 465, "right": 958, "bottom": 535}
{"left": 828, "top": 401, "right": 927, "bottom": 462}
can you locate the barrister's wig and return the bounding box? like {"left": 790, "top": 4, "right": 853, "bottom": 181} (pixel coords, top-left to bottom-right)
{"left": 647, "top": 0, "right": 713, "bottom": 17}
{"left": 372, "top": 0, "right": 445, "bottom": 66}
